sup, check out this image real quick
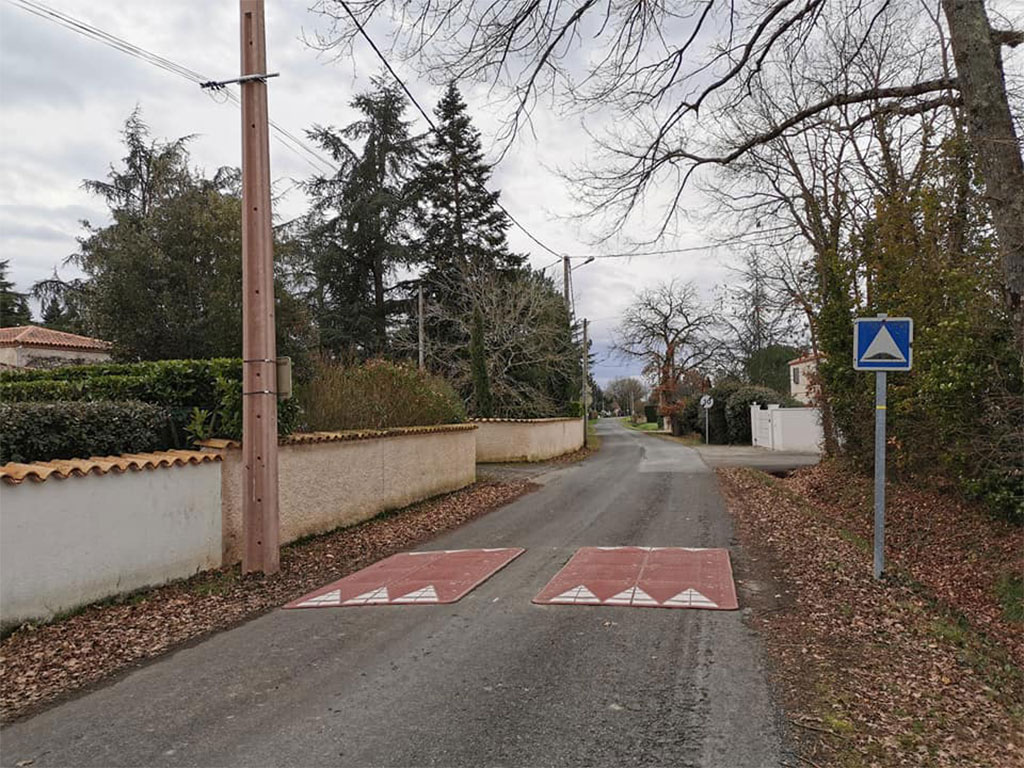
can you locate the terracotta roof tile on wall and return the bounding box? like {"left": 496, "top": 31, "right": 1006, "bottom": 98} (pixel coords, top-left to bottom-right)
{"left": 471, "top": 417, "right": 580, "bottom": 423}
{"left": 0, "top": 450, "right": 221, "bottom": 485}
{"left": 787, "top": 352, "right": 826, "bottom": 366}
{"left": 0, "top": 325, "right": 113, "bottom": 352}
{"left": 197, "top": 424, "right": 477, "bottom": 451}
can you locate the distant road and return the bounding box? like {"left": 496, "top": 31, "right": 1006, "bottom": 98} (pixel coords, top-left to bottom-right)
{"left": 2, "top": 420, "right": 785, "bottom": 767}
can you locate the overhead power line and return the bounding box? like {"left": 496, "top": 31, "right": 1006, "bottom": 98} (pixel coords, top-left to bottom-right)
{"left": 571, "top": 245, "right": 719, "bottom": 259}
{"left": 8, "top": 0, "right": 338, "bottom": 177}
{"left": 335, "top": 0, "right": 564, "bottom": 260}
{"left": 11, "top": 0, "right": 712, "bottom": 265}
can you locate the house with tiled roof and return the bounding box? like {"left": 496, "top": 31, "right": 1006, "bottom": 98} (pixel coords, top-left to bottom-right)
{"left": 787, "top": 351, "right": 825, "bottom": 404}
{"left": 0, "top": 325, "right": 112, "bottom": 369}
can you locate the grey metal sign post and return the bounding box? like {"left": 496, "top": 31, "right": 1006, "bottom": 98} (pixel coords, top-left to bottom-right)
{"left": 700, "top": 395, "right": 714, "bottom": 444}
{"left": 873, "top": 370, "right": 887, "bottom": 580}
{"left": 854, "top": 314, "right": 913, "bottom": 580}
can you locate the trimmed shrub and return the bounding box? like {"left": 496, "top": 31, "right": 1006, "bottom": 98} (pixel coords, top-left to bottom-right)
{"left": 677, "top": 397, "right": 701, "bottom": 435}
{"left": 0, "top": 401, "right": 169, "bottom": 464}
{"left": 300, "top": 359, "right": 465, "bottom": 431}
{"left": 0, "top": 358, "right": 300, "bottom": 444}
{"left": 725, "top": 386, "right": 801, "bottom": 445}
{"left": 693, "top": 381, "right": 743, "bottom": 444}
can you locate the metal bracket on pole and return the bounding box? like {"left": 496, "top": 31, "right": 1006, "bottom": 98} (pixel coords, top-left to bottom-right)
{"left": 200, "top": 72, "right": 280, "bottom": 90}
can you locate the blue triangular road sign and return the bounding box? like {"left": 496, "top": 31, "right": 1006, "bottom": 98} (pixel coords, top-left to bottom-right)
{"left": 854, "top": 318, "right": 913, "bottom": 370}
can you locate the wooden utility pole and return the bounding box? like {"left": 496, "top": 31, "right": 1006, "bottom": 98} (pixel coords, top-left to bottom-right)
{"left": 240, "top": 0, "right": 279, "bottom": 575}
{"left": 418, "top": 284, "right": 425, "bottom": 370}
{"left": 582, "top": 318, "right": 588, "bottom": 447}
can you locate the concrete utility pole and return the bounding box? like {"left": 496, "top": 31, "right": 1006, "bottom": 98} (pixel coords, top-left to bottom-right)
{"left": 418, "top": 284, "right": 425, "bottom": 370}
{"left": 240, "top": 0, "right": 279, "bottom": 575}
{"left": 582, "top": 318, "right": 588, "bottom": 447}
{"left": 563, "top": 255, "right": 571, "bottom": 309}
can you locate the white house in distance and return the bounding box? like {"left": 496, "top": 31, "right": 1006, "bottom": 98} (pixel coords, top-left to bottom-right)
{"left": 787, "top": 352, "right": 824, "bottom": 404}
{"left": 0, "top": 326, "right": 112, "bottom": 369}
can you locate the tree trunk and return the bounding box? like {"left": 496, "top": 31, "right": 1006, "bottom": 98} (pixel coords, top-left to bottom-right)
{"left": 942, "top": 0, "right": 1024, "bottom": 345}
{"left": 372, "top": 253, "right": 387, "bottom": 354}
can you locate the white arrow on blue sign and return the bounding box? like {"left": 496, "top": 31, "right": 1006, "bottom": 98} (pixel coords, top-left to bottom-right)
{"left": 854, "top": 317, "right": 913, "bottom": 371}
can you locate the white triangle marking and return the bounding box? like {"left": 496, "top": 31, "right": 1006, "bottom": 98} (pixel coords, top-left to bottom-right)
{"left": 630, "top": 587, "right": 658, "bottom": 606}
{"left": 862, "top": 325, "right": 906, "bottom": 362}
{"left": 342, "top": 587, "right": 391, "bottom": 605}
{"left": 664, "top": 588, "right": 719, "bottom": 608}
{"left": 392, "top": 585, "right": 439, "bottom": 603}
{"left": 605, "top": 586, "right": 658, "bottom": 606}
{"left": 605, "top": 587, "right": 636, "bottom": 605}
{"left": 550, "top": 585, "right": 600, "bottom": 604}
{"left": 298, "top": 589, "right": 342, "bottom": 607}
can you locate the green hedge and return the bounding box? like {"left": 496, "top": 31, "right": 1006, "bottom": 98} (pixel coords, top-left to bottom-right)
{"left": 0, "top": 359, "right": 300, "bottom": 446}
{"left": 693, "top": 381, "right": 742, "bottom": 444}
{"left": 0, "top": 359, "right": 239, "bottom": 406}
{"left": 0, "top": 401, "right": 170, "bottom": 464}
{"left": 300, "top": 359, "right": 465, "bottom": 431}
{"left": 725, "top": 386, "right": 801, "bottom": 444}
{"left": 677, "top": 398, "right": 701, "bottom": 435}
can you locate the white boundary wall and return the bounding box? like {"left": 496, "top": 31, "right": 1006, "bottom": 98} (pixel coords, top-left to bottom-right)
{"left": 1, "top": 462, "right": 222, "bottom": 627}
{"left": 474, "top": 418, "right": 584, "bottom": 462}
{"left": 214, "top": 426, "right": 477, "bottom": 564}
{"left": 750, "top": 404, "right": 824, "bottom": 453}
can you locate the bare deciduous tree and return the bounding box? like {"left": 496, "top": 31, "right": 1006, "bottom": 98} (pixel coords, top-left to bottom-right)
{"left": 314, "top": 0, "right": 1023, "bottom": 336}
{"left": 417, "top": 269, "right": 579, "bottom": 417}
{"left": 614, "top": 280, "right": 719, "bottom": 432}
{"left": 605, "top": 376, "right": 648, "bottom": 418}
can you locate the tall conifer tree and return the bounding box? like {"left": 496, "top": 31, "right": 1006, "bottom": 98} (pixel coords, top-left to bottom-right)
{"left": 413, "top": 82, "right": 524, "bottom": 284}
{"left": 300, "top": 77, "right": 421, "bottom": 357}
{"left": 0, "top": 260, "right": 32, "bottom": 327}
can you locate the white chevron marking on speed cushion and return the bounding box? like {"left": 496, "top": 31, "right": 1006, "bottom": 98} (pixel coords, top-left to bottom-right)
{"left": 392, "top": 585, "right": 440, "bottom": 603}
{"left": 343, "top": 587, "right": 391, "bottom": 605}
{"left": 605, "top": 586, "right": 658, "bottom": 606}
{"left": 298, "top": 589, "right": 342, "bottom": 607}
{"left": 550, "top": 585, "right": 600, "bottom": 604}
{"left": 663, "top": 588, "right": 718, "bottom": 608}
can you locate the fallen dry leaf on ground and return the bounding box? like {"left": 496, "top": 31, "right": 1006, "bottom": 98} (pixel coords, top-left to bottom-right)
{"left": 720, "top": 464, "right": 1023, "bottom": 768}
{"left": 0, "top": 479, "right": 535, "bottom": 722}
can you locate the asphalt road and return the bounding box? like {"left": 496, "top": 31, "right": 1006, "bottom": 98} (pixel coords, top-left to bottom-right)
{"left": 2, "top": 421, "right": 787, "bottom": 768}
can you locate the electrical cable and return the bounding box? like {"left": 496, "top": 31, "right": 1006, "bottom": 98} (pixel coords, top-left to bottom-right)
{"left": 334, "top": 1, "right": 719, "bottom": 264}
{"left": 12, "top": 0, "right": 712, "bottom": 263}
{"left": 7, "top": 0, "right": 338, "bottom": 177}
{"left": 335, "top": 0, "right": 565, "bottom": 260}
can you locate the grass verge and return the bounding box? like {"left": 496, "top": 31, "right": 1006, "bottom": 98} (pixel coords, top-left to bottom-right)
{"left": 618, "top": 417, "right": 661, "bottom": 432}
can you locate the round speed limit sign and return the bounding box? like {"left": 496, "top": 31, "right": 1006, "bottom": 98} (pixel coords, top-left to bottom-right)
{"left": 699, "top": 394, "right": 714, "bottom": 410}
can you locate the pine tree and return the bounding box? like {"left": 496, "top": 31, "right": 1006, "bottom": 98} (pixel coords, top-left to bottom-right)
{"left": 298, "top": 77, "right": 421, "bottom": 357}
{"left": 411, "top": 82, "right": 527, "bottom": 383}
{"left": 40, "top": 297, "right": 65, "bottom": 328}
{"left": 413, "top": 82, "right": 524, "bottom": 281}
{"left": 32, "top": 111, "right": 312, "bottom": 361}
{"left": 0, "top": 260, "right": 32, "bottom": 327}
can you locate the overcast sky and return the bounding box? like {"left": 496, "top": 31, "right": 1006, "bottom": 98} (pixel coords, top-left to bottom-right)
{"left": 0, "top": 1, "right": 762, "bottom": 384}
